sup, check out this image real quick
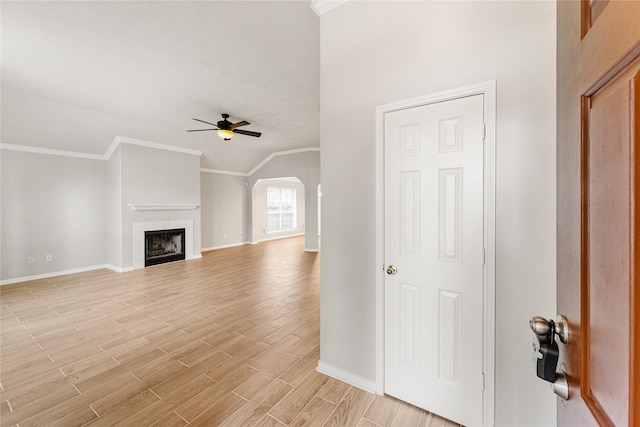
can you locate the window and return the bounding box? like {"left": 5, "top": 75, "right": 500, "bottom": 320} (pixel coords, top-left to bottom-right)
{"left": 267, "top": 186, "right": 296, "bottom": 232}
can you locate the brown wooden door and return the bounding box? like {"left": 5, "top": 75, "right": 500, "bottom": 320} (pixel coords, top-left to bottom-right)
{"left": 557, "top": 1, "right": 640, "bottom": 425}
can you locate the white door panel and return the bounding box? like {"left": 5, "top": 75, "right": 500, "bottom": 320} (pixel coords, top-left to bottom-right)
{"left": 384, "top": 94, "right": 484, "bottom": 426}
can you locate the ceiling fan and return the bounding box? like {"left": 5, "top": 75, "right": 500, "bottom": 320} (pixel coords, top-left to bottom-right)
{"left": 187, "top": 113, "right": 262, "bottom": 140}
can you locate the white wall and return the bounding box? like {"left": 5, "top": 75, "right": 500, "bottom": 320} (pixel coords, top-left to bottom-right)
{"left": 253, "top": 178, "right": 305, "bottom": 242}
{"left": 319, "top": 2, "right": 556, "bottom": 426}
{"left": 201, "top": 172, "right": 248, "bottom": 250}
{"left": 1, "top": 150, "right": 107, "bottom": 280}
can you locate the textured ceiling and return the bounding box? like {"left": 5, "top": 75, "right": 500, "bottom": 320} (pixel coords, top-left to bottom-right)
{"left": 1, "top": 1, "right": 320, "bottom": 172}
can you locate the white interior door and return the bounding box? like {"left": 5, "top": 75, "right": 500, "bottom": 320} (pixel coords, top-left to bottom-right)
{"left": 384, "top": 94, "right": 485, "bottom": 426}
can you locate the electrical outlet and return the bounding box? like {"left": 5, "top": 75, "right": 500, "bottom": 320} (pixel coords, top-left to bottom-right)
{"left": 45, "top": 254, "right": 53, "bottom": 262}
{"left": 27, "top": 257, "right": 34, "bottom": 264}
{"left": 223, "top": 233, "right": 228, "bottom": 239}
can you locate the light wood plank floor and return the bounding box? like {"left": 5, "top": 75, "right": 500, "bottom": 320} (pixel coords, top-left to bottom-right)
{"left": 1, "top": 237, "right": 458, "bottom": 427}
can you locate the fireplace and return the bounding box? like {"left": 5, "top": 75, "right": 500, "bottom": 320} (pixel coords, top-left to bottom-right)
{"left": 145, "top": 228, "right": 186, "bottom": 267}
{"left": 133, "top": 219, "right": 195, "bottom": 270}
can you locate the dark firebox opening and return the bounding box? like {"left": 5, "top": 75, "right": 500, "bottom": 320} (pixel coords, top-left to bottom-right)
{"left": 145, "top": 228, "right": 186, "bottom": 267}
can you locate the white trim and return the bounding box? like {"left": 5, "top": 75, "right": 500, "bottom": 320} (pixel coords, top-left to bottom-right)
{"left": 304, "top": 248, "right": 319, "bottom": 253}
{"left": 201, "top": 242, "right": 249, "bottom": 252}
{"left": 116, "top": 136, "right": 203, "bottom": 158}
{"left": 257, "top": 232, "right": 305, "bottom": 243}
{"left": 106, "top": 264, "right": 134, "bottom": 273}
{"left": 200, "top": 168, "right": 249, "bottom": 177}
{"left": 316, "top": 360, "right": 377, "bottom": 394}
{"left": 127, "top": 204, "right": 200, "bottom": 211}
{"left": 0, "top": 143, "right": 104, "bottom": 160}
{"left": 1, "top": 136, "right": 203, "bottom": 161}
{"left": 310, "top": 0, "right": 347, "bottom": 16}
{"left": 247, "top": 147, "right": 320, "bottom": 176}
{"left": 0, "top": 264, "right": 112, "bottom": 286}
{"left": 104, "top": 137, "right": 121, "bottom": 160}
{"left": 482, "top": 83, "right": 497, "bottom": 427}
{"left": 1, "top": 141, "right": 319, "bottom": 179}
{"left": 375, "top": 80, "right": 496, "bottom": 426}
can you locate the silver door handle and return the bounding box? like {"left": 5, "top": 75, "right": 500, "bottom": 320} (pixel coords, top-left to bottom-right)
{"left": 530, "top": 315, "right": 569, "bottom": 344}
{"left": 386, "top": 265, "right": 398, "bottom": 275}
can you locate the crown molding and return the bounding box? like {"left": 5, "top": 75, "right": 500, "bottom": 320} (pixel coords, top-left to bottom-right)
{"left": 1, "top": 140, "right": 318, "bottom": 177}
{"left": 200, "top": 147, "right": 320, "bottom": 177}
{"left": 201, "top": 168, "right": 249, "bottom": 177}
{"left": 1, "top": 137, "right": 203, "bottom": 161}
{"left": 127, "top": 203, "right": 200, "bottom": 211}
{"left": 112, "top": 136, "right": 203, "bottom": 159}
{"left": 0, "top": 143, "right": 104, "bottom": 160}
{"left": 247, "top": 147, "right": 320, "bottom": 176}
{"left": 310, "top": 0, "right": 347, "bottom": 16}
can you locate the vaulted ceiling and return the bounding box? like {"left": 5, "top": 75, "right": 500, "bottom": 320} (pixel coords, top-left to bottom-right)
{"left": 1, "top": 1, "right": 320, "bottom": 172}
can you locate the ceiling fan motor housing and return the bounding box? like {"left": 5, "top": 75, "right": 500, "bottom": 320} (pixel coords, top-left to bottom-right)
{"left": 218, "top": 113, "right": 231, "bottom": 129}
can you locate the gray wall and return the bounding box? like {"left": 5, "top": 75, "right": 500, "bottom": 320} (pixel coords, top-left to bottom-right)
{"left": 248, "top": 151, "right": 320, "bottom": 250}
{"left": 200, "top": 172, "right": 248, "bottom": 250}
{"left": 2, "top": 147, "right": 318, "bottom": 282}
{"left": 199, "top": 150, "right": 320, "bottom": 251}
{"left": 1, "top": 150, "right": 107, "bottom": 280}
{"left": 0, "top": 142, "right": 202, "bottom": 280}
{"left": 319, "top": 2, "right": 556, "bottom": 426}
{"left": 120, "top": 143, "right": 202, "bottom": 269}
{"left": 105, "top": 145, "right": 122, "bottom": 268}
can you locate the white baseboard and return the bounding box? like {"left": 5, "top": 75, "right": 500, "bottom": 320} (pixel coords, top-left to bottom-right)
{"left": 304, "top": 248, "right": 319, "bottom": 253}
{"left": 258, "top": 232, "right": 304, "bottom": 243}
{"left": 2, "top": 254, "right": 210, "bottom": 285}
{"left": 316, "top": 360, "right": 377, "bottom": 394}
{"left": 1, "top": 264, "right": 112, "bottom": 286}
{"left": 106, "top": 264, "right": 134, "bottom": 273}
{"left": 201, "top": 242, "right": 249, "bottom": 252}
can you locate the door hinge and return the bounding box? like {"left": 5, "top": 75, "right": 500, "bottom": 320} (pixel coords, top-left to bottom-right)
{"left": 483, "top": 123, "right": 486, "bottom": 140}
{"left": 482, "top": 372, "right": 486, "bottom": 390}
{"left": 482, "top": 248, "right": 486, "bottom": 265}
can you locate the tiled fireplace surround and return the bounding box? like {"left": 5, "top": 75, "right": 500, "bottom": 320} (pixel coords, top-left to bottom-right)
{"left": 128, "top": 204, "right": 199, "bottom": 270}
{"left": 132, "top": 219, "right": 194, "bottom": 269}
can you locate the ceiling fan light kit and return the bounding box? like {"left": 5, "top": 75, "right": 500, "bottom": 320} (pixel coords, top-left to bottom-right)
{"left": 187, "top": 113, "right": 262, "bottom": 141}
{"left": 217, "top": 129, "right": 235, "bottom": 140}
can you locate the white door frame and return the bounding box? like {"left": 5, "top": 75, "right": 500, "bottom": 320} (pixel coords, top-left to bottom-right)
{"left": 375, "top": 81, "right": 496, "bottom": 426}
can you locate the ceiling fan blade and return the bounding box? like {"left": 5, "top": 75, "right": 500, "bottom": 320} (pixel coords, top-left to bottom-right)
{"left": 192, "top": 118, "right": 219, "bottom": 127}
{"left": 186, "top": 128, "right": 218, "bottom": 132}
{"left": 233, "top": 129, "right": 262, "bottom": 138}
{"left": 229, "top": 120, "right": 250, "bottom": 129}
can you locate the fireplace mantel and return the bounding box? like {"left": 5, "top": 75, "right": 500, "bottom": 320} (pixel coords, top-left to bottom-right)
{"left": 127, "top": 204, "right": 200, "bottom": 211}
